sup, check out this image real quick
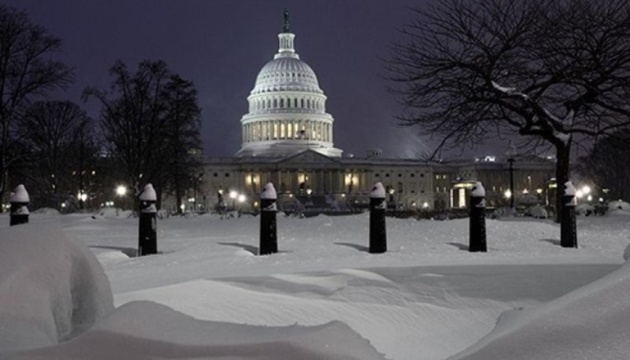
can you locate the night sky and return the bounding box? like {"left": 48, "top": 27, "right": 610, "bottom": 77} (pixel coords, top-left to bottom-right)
{"left": 4, "top": 0, "right": 444, "bottom": 159}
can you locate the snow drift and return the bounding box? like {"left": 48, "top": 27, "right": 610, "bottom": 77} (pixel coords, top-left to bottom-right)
{"left": 0, "top": 224, "right": 114, "bottom": 352}
{"left": 449, "top": 251, "right": 630, "bottom": 360}
{"left": 4, "top": 301, "right": 386, "bottom": 360}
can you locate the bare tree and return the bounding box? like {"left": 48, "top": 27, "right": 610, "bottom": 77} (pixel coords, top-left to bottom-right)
{"left": 16, "top": 101, "right": 97, "bottom": 209}
{"left": 84, "top": 60, "right": 171, "bottom": 203}
{"left": 85, "top": 60, "right": 203, "bottom": 210}
{"left": 388, "top": 0, "right": 630, "bottom": 220}
{"left": 162, "top": 75, "right": 202, "bottom": 214}
{"left": 0, "top": 4, "right": 72, "bottom": 201}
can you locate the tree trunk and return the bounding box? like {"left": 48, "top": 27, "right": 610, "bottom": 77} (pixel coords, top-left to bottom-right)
{"left": 554, "top": 143, "right": 572, "bottom": 223}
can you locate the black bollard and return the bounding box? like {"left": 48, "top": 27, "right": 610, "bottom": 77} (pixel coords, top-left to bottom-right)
{"left": 9, "top": 184, "right": 30, "bottom": 226}
{"left": 259, "top": 182, "right": 278, "bottom": 255}
{"left": 138, "top": 183, "right": 158, "bottom": 256}
{"left": 469, "top": 182, "right": 487, "bottom": 252}
{"left": 561, "top": 181, "right": 578, "bottom": 248}
{"left": 369, "top": 182, "right": 387, "bottom": 254}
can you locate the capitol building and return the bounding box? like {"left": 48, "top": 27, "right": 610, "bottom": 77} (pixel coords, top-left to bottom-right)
{"left": 196, "top": 15, "right": 555, "bottom": 213}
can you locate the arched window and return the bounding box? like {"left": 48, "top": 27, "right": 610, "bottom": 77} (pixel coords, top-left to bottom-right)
{"left": 301, "top": 98, "right": 305, "bottom": 108}
{"left": 280, "top": 98, "right": 284, "bottom": 108}
{"left": 273, "top": 98, "right": 278, "bottom": 108}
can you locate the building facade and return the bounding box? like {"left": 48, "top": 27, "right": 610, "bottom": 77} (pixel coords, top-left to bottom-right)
{"left": 190, "top": 16, "right": 555, "bottom": 214}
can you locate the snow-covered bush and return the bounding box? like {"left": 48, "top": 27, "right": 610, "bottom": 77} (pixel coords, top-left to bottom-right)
{"left": 607, "top": 200, "right": 630, "bottom": 215}
{"left": 527, "top": 204, "right": 548, "bottom": 219}
{"left": 575, "top": 203, "right": 595, "bottom": 216}
{"left": 0, "top": 224, "right": 114, "bottom": 352}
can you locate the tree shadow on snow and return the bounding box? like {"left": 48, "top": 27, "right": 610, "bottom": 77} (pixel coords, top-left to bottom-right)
{"left": 447, "top": 242, "right": 469, "bottom": 251}
{"left": 334, "top": 242, "right": 369, "bottom": 252}
{"left": 89, "top": 245, "right": 138, "bottom": 258}
{"left": 540, "top": 238, "right": 562, "bottom": 247}
{"left": 218, "top": 242, "right": 259, "bottom": 255}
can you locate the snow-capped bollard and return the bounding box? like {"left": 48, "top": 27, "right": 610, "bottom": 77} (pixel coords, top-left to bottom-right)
{"left": 9, "top": 184, "right": 30, "bottom": 226}
{"left": 369, "top": 182, "right": 387, "bottom": 254}
{"left": 138, "top": 183, "right": 158, "bottom": 256}
{"left": 259, "top": 182, "right": 278, "bottom": 255}
{"left": 561, "top": 181, "right": 578, "bottom": 248}
{"left": 469, "top": 182, "right": 487, "bottom": 252}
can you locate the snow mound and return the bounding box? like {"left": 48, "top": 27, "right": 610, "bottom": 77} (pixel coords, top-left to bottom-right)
{"left": 449, "top": 255, "right": 630, "bottom": 360}
{"left": 607, "top": 200, "right": 630, "bottom": 215}
{"left": 6, "top": 301, "right": 387, "bottom": 360}
{"left": 527, "top": 204, "right": 548, "bottom": 219}
{"left": 575, "top": 203, "right": 595, "bottom": 215}
{"left": 0, "top": 224, "right": 114, "bottom": 352}
{"left": 95, "top": 207, "right": 134, "bottom": 218}
{"left": 31, "top": 207, "right": 61, "bottom": 216}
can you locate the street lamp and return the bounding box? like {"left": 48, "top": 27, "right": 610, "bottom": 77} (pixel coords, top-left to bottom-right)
{"left": 115, "top": 185, "right": 127, "bottom": 197}
{"left": 505, "top": 141, "right": 518, "bottom": 211}
{"left": 229, "top": 190, "right": 237, "bottom": 210}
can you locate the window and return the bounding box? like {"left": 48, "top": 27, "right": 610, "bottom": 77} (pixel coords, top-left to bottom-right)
{"left": 375, "top": 173, "right": 380, "bottom": 177}
{"left": 398, "top": 173, "right": 402, "bottom": 177}
{"left": 213, "top": 173, "right": 218, "bottom": 177}
{"left": 385, "top": 173, "right": 390, "bottom": 177}
{"left": 225, "top": 173, "right": 230, "bottom": 177}
{"left": 411, "top": 173, "right": 415, "bottom": 177}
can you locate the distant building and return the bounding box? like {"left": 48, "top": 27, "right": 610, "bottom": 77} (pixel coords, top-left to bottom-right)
{"left": 182, "top": 15, "right": 555, "bottom": 214}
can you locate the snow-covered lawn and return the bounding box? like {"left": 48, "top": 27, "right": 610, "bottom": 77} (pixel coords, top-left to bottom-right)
{"left": 1, "top": 209, "right": 629, "bottom": 359}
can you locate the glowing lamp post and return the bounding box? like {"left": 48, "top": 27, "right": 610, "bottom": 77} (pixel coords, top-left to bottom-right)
{"left": 116, "top": 185, "right": 128, "bottom": 209}
{"left": 505, "top": 142, "right": 518, "bottom": 211}
{"left": 229, "top": 190, "right": 237, "bottom": 211}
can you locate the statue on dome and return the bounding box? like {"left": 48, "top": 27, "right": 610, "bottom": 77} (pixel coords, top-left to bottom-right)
{"left": 283, "top": 9, "right": 290, "bottom": 33}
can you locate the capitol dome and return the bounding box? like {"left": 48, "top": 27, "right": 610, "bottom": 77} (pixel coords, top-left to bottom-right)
{"left": 236, "top": 14, "right": 343, "bottom": 158}
{"left": 252, "top": 57, "right": 322, "bottom": 95}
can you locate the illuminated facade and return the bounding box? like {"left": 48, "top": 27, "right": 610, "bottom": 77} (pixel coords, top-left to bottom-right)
{"left": 186, "top": 15, "right": 555, "bottom": 214}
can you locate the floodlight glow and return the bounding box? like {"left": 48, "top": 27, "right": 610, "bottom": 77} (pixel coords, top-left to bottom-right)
{"left": 116, "top": 185, "right": 127, "bottom": 196}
